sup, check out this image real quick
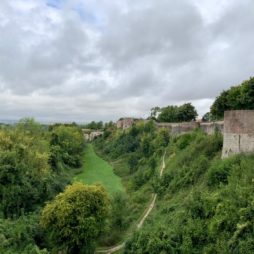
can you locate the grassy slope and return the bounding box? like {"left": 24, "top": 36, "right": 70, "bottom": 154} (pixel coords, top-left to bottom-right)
{"left": 124, "top": 131, "right": 254, "bottom": 253}
{"left": 74, "top": 144, "right": 124, "bottom": 196}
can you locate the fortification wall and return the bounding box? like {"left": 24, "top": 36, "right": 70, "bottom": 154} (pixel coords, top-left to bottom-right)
{"left": 156, "top": 122, "right": 199, "bottom": 135}
{"left": 116, "top": 118, "right": 135, "bottom": 130}
{"left": 82, "top": 129, "right": 103, "bottom": 141}
{"left": 156, "top": 121, "right": 224, "bottom": 135}
{"left": 200, "top": 121, "right": 224, "bottom": 135}
{"left": 222, "top": 110, "right": 254, "bottom": 158}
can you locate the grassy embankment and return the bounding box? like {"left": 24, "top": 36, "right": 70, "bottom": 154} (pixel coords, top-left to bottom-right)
{"left": 92, "top": 122, "right": 168, "bottom": 248}
{"left": 74, "top": 144, "right": 124, "bottom": 196}
{"left": 124, "top": 130, "right": 254, "bottom": 254}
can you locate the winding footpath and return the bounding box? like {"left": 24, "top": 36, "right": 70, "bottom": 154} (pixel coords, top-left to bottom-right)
{"left": 96, "top": 151, "right": 166, "bottom": 254}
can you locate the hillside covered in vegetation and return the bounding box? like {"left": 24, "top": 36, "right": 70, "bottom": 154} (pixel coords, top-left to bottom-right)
{"left": 93, "top": 119, "right": 254, "bottom": 254}
{"left": 1, "top": 77, "right": 254, "bottom": 254}
{"left": 0, "top": 119, "right": 94, "bottom": 254}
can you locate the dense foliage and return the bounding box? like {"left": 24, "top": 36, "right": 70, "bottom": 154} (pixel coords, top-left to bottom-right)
{"left": 50, "top": 124, "right": 84, "bottom": 169}
{"left": 0, "top": 119, "right": 56, "bottom": 218}
{"left": 94, "top": 121, "right": 170, "bottom": 245}
{"left": 2, "top": 75, "right": 254, "bottom": 254}
{"left": 40, "top": 183, "right": 109, "bottom": 254}
{"left": 0, "top": 119, "right": 86, "bottom": 253}
{"left": 211, "top": 77, "right": 254, "bottom": 119}
{"left": 124, "top": 130, "right": 254, "bottom": 254}
{"left": 154, "top": 103, "right": 198, "bottom": 122}
{"left": 0, "top": 214, "right": 48, "bottom": 254}
{"left": 83, "top": 121, "right": 103, "bottom": 130}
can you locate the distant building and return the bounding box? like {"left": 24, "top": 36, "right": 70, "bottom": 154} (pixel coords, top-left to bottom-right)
{"left": 82, "top": 129, "right": 103, "bottom": 141}
{"left": 90, "top": 131, "right": 103, "bottom": 140}
{"left": 116, "top": 118, "right": 136, "bottom": 130}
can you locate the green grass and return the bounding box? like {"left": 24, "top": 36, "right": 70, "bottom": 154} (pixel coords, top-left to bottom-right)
{"left": 74, "top": 144, "right": 125, "bottom": 196}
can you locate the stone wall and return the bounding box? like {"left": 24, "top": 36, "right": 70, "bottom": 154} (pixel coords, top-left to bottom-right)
{"left": 82, "top": 129, "right": 103, "bottom": 141}
{"left": 200, "top": 121, "right": 224, "bottom": 135}
{"left": 116, "top": 118, "right": 135, "bottom": 130}
{"left": 156, "top": 121, "right": 224, "bottom": 136}
{"left": 222, "top": 110, "right": 254, "bottom": 158}
{"left": 116, "top": 110, "right": 254, "bottom": 158}
{"left": 156, "top": 122, "right": 199, "bottom": 135}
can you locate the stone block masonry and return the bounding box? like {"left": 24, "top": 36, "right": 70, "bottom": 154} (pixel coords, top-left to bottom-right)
{"left": 222, "top": 110, "right": 254, "bottom": 158}
{"left": 200, "top": 121, "right": 224, "bottom": 135}
{"left": 156, "top": 121, "right": 224, "bottom": 136}
{"left": 156, "top": 122, "right": 199, "bottom": 135}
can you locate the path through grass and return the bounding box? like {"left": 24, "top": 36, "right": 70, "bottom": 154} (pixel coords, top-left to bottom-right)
{"left": 74, "top": 144, "right": 124, "bottom": 196}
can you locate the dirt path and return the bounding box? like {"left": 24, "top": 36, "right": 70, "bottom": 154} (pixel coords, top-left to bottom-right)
{"left": 96, "top": 151, "right": 166, "bottom": 254}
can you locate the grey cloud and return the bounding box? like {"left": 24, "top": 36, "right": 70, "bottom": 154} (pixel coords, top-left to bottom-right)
{"left": 99, "top": 0, "right": 206, "bottom": 69}
{"left": 98, "top": 0, "right": 254, "bottom": 107}
{"left": 0, "top": 1, "right": 102, "bottom": 95}
{"left": 0, "top": 0, "right": 254, "bottom": 122}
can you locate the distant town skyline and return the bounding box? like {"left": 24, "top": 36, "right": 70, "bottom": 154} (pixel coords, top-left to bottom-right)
{"left": 0, "top": 0, "right": 253, "bottom": 122}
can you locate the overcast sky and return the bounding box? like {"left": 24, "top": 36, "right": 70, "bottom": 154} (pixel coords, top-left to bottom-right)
{"left": 0, "top": 0, "right": 253, "bottom": 123}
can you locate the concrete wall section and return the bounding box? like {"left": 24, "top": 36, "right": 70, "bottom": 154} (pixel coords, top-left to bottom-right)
{"left": 82, "top": 129, "right": 103, "bottom": 141}
{"left": 223, "top": 133, "right": 254, "bottom": 158}
{"left": 200, "top": 121, "right": 224, "bottom": 135}
{"left": 224, "top": 110, "right": 254, "bottom": 134}
{"left": 116, "top": 118, "right": 135, "bottom": 130}
{"left": 156, "top": 122, "right": 199, "bottom": 135}
{"left": 156, "top": 121, "right": 224, "bottom": 135}
{"left": 222, "top": 110, "right": 254, "bottom": 158}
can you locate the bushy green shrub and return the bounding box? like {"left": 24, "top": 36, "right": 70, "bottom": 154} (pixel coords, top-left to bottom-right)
{"left": 0, "top": 213, "right": 48, "bottom": 254}
{"left": 207, "top": 157, "right": 238, "bottom": 186}
{"left": 0, "top": 119, "right": 84, "bottom": 253}
{"left": 49, "top": 125, "right": 84, "bottom": 169}
{"left": 40, "top": 183, "right": 110, "bottom": 254}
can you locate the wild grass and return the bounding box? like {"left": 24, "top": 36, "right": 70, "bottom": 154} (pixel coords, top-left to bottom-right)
{"left": 74, "top": 144, "right": 125, "bottom": 196}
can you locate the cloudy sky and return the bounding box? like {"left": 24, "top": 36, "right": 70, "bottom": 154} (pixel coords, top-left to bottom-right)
{"left": 0, "top": 0, "right": 253, "bottom": 123}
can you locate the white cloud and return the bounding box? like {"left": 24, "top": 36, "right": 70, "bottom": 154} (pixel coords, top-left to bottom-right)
{"left": 0, "top": 0, "right": 253, "bottom": 122}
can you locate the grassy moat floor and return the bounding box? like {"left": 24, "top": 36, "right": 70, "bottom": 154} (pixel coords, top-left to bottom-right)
{"left": 74, "top": 144, "right": 124, "bottom": 196}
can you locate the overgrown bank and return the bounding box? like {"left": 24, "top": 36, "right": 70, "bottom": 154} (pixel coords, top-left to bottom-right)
{"left": 94, "top": 120, "right": 254, "bottom": 254}
{"left": 93, "top": 121, "right": 170, "bottom": 246}
{"left": 123, "top": 130, "right": 254, "bottom": 253}
{"left": 0, "top": 119, "right": 85, "bottom": 253}
{"left": 2, "top": 115, "right": 254, "bottom": 253}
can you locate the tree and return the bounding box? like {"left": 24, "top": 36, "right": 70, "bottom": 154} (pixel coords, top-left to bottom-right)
{"left": 128, "top": 154, "right": 140, "bottom": 173}
{"left": 40, "top": 183, "right": 110, "bottom": 254}
{"left": 141, "top": 135, "right": 154, "bottom": 157}
{"left": 84, "top": 121, "right": 103, "bottom": 130}
{"left": 155, "top": 129, "right": 170, "bottom": 147}
{"left": 210, "top": 90, "right": 230, "bottom": 119}
{"left": 0, "top": 119, "right": 52, "bottom": 218}
{"left": 157, "top": 105, "right": 177, "bottom": 122}
{"left": 210, "top": 77, "right": 254, "bottom": 120}
{"left": 202, "top": 112, "right": 211, "bottom": 122}
{"left": 177, "top": 103, "right": 198, "bottom": 122}
{"left": 157, "top": 103, "right": 197, "bottom": 123}
{"left": 150, "top": 107, "right": 161, "bottom": 119}
{"left": 110, "top": 193, "right": 129, "bottom": 231}
{"left": 50, "top": 125, "right": 84, "bottom": 169}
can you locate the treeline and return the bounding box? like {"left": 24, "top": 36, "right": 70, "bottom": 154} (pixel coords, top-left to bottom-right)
{"left": 150, "top": 77, "right": 254, "bottom": 123}
{"left": 150, "top": 103, "right": 198, "bottom": 123}
{"left": 0, "top": 119, "right": 86, "bottom": 253}
{"left": 209, "top": 76, "right": 254, "bottom": 120}
{"left": 82, "top": 121, "right": 103, "bottom": 130}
